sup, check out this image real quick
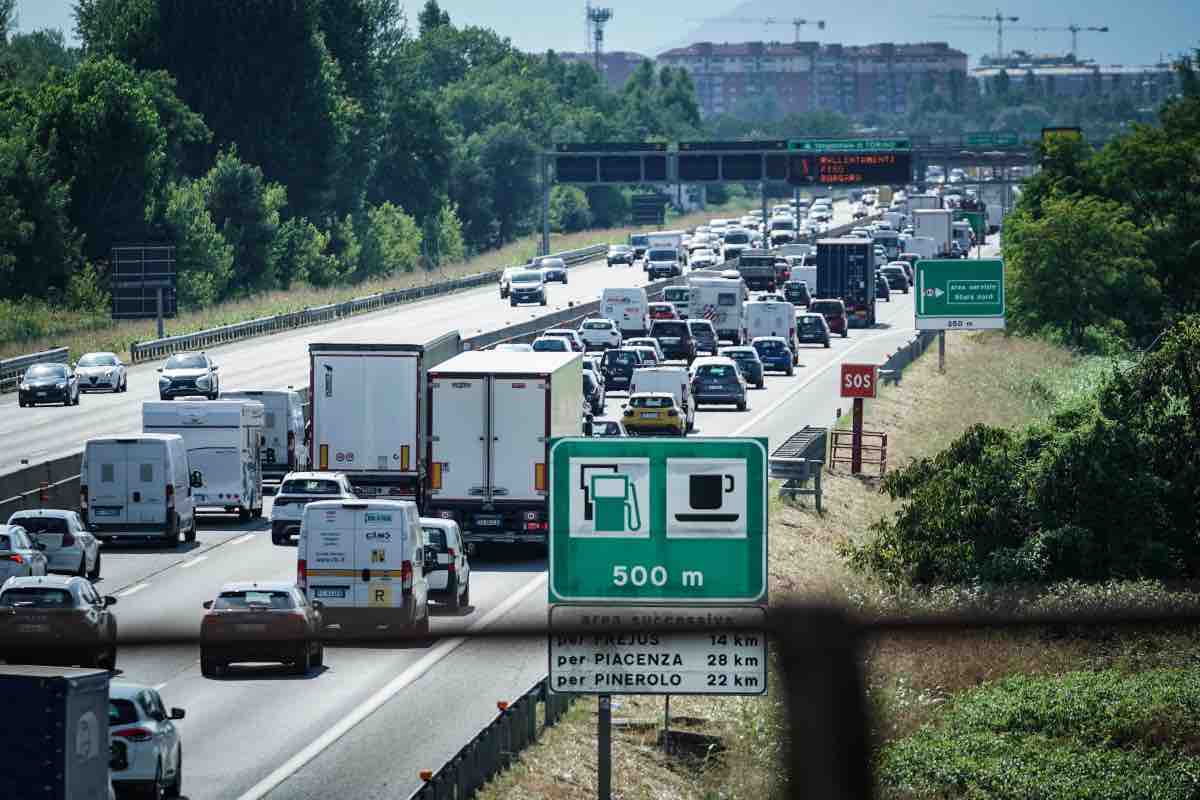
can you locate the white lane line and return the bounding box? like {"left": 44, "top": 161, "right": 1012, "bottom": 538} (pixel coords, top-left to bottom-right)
{"left": 237, "top": 572, "right": 549, "bottom": 800}
{"left": 230, "top": 533, "right": 255, "bottom": 545}
{"left": 732, "top": 328, "right": 912, "bottom": 437}
{"left": 116, "top": 582, "right": 150, "bottom": 598}
{"left": 180, "top": 555, "right": 209, "bottom": 569}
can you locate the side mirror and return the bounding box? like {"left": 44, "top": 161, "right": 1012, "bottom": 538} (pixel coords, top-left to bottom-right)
{"left": 169, "top": 708, "right": 186, "bottom": 720}
{"left": 103, "top": 596, "right": 118, "bottom": 607}
{"left": 202, "top": 600, "right": 213, "bottom": 610}
{"left": 190, "top": 471, "right": 203, "bottom": 489}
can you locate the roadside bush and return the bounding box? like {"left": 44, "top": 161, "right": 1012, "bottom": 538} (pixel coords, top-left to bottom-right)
{"left": 359, "top": 202, "right": 421, "bottom": 278}
{"left": 65, "top": 262, "right": 110, "bottom": 313}
{"left": 843, "top": 315, "right": 1200, "bottom": 586}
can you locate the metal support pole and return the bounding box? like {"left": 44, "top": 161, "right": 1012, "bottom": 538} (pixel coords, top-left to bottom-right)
{"left": 598, "top": 695, "right": 612, "bottom": 800}
{"left": 155, "top": 287, "right": 165, "bottom": 339}
{"left": 760, "top": 181, "right": 768, "bottom": 239}
{"left": 541, "top": 153, "right": 551, "bottom": 258}
{"left": 938, "top": 330, "right": 946, "bottom": 374}
{"left": 850, "top": 397, "right": 863, "bottom": 475}
{"left": 663, "top": 694, "right": 671, "bottom": 753}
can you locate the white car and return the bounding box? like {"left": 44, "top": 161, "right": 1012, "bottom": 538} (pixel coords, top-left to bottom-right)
{"left": 690, "top": 248, "right": 719, "bottom": 268}
{"left": 270, "top": 472, "right": 356, "bottom": 545}
{"left": 623, "top": 337, "right": 665, "bottom": 362}
{"left": 542, "top": 328, "right": 585, "bottom": 352}
{"left": 578, "top": 318, "right": 622, "bottom": 351}
{"left": 6, "top": 509, "right": 101, "bottom": 579}
{"left": 0, "top": 523, "right": 48, "bottom": 581}
{"left": 75, "top": 352, "right": 128, "bottom": 393}
{"left": 108, "top": 681, "right": 185, "bottom": 799}
{"left": 492, "top": 343, "right": 534, "bottom": 352}
{"left": 420, "top": 518, "right": 471, "bottom": 611}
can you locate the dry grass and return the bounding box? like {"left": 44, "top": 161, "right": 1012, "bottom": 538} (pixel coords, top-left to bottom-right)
{"left": 0, "top": 202, "right": 755, "bottom": 363}
{"left": 469, "top": 330, "right": 1196, "bottom": 800}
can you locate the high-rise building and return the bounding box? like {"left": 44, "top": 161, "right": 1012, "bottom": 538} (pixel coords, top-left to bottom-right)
{"left": 655, "top": 41, "right": 968, "bottom": 118}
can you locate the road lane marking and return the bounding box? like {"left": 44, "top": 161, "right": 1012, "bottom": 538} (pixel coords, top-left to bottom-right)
{"left": 180, "top": 556, "right": 208, "bottom": 569}
{"left": 236, "top": 572, "right": 549, "bottom": 800}
{"left": 230, "top": 533, "right": 255, "bottom": 545}
{"left": 117, "top": 583, "right": 150, "bottom": 598}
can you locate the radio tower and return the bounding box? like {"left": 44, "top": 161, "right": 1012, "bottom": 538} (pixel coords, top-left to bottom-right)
{"left": 586, "top": 2, "right": 613, "bottom": 74}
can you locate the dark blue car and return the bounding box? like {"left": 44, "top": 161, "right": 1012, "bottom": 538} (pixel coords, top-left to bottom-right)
{"left": 751, "top": 337, "right": 794, "bottom": 376}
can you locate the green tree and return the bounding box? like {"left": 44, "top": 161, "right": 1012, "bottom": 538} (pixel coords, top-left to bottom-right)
{"left": 475, "top": 122, "right": 537, "bottom": 244}
{"left": 201, "top": 149, "right": 286, "bottom": 294}
{"left": 272, "top": 216, "right": 336, "bottom": 288}
{"left": 417, "top": 0, "right": 450, "bottom": 35}
{"left": 0, "top": 29, "right": 81, "bottom": 90}
{"left": 435, "top": 202, "right": 465, "bottom": 263}
{"left": 158, "top": 178, "right": 233, "bottom": 307}
{"left": 359, "top": 201, "right": 421, "bottom": 277}
{"left": 549, "top": 185, "right": 591, "bottom": 232}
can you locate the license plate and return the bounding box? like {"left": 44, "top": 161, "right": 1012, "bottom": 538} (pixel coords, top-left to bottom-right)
{"left": 235, "top": 624, "right": 267, "bottom": 633}
{"left": 17, "top": 624, "right": 49, "bottom": 633}
{"left": 314, "top": 587, "right": 346, "bottom": 599}
{"left": 37, "top": 392, "right": 46, "bottom": 397}
{"left": 475, "top": 518, "right": 501, "bottom": 527}
{"left": 640, "top": 412, "right": 658, "bottom": 418}
{"left": 94, "top": 508, "right": 120, "bottom": 517}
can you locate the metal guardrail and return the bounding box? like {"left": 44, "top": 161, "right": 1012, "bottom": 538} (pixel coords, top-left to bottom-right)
{"left": 0, "top": 347, "right": 70, "bottom": 393}
{"left": 770, "top": 426, "right": 828, "bottom": 512}
{"left": 879, "top": 331, "right": 938, "bottom": 385}
{"left": 409, "top": 679, "right": 574, "bottom": 800}
{"left": 126, "top": 244, "right": 607, "bottom": 364}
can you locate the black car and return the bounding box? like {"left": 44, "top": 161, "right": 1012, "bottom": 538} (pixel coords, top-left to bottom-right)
{"left": 583, "top": 371, "right": 605, "bottom": 416}
{"left": 880, "top": 265, "right": 910, "bottom": 293}
{"left": 649, "top": 320, "right": 697, "bottom": 363}
{"left": 687, "top": 319, "right": 719, "bottom": 355}
{"left": 782, "top": 280, "right": 811, "bottom": 306}
{"left": 607, "top": 244, "right": 635, "bottom": 266}
{"left": 796, "top": 313, "right": 832, "bottom": 348}
{"left": 601, "top": 348, "right": 641, "bottom": 393}
{"left": 508, "top": 269, "right": 548, "bottom": 307}
{"left": 718, "top": 347, "right": 765, "bottom": 389}
{"left": 17, "top": 362, "right": 80, "bottom": 407}
{"left": 690, "top": 359, "right": 747, "bottom": 411}
{"left": 158, "top": 351, "right": 220, "bottom": 399}
{"left": 875, "top": 273, "right": 891, "bottom": 301}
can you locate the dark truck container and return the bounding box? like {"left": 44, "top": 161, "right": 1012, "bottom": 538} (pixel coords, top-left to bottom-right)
{"left": 732, "top": 249, "right": 781, "bottom": 292}
{"left": 0, "top": 666, "right": 111, "bottom": 800}
{"left": 816, "top": 238, "right": 876, "bottom": 328}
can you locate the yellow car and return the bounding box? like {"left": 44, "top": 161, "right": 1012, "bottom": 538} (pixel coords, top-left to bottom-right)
{"left": 623, "top": 392, "right": 686, "bottom": 437}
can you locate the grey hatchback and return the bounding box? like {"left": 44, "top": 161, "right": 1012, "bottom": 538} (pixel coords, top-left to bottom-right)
{"left": 718, "top": 346, "right": 765, "bottom": 389}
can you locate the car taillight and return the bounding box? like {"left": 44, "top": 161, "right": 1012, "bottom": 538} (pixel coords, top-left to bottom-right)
{"left": 113, "top": 728, "right": 154, "bottom": 742}
{"left": 165, "top": 483, "right": 175, "bottom": 509}
{"left": 401, "top": 561, "right": 413, "bottom": 595}
{"left": 297, "top": 558, "right": 307, "bottom": 589}
{"left": 446, "top": 548, "right": 456, "bottom": 574}
{"left": 5, "top": 554, "right": 24, "bottom": 565}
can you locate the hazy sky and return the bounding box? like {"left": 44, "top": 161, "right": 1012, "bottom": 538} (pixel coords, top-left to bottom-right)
{"left": 15, "top": 0, "right": 1199, "bottom": 67}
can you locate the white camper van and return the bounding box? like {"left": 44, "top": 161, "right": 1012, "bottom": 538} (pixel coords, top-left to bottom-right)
{"left": 744, "top": 300, "right": 798, "bottom": 356}
{"left": 142, "top": 400, "right": 265, "bottom": 521}
{"left": 221, "top": 390, "right": 309, "bottom": 480}
{"left": 601, "top": 287, "right": 650, "bottom": 338}
{"left": 297, "top": 499, "right": 432, "bottom": 634}
{"left": 80, "top": 434, "right": 198, "bottom": 545}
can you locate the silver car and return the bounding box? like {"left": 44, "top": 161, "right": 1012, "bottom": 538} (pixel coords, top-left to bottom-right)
{"left": 0, "top": 524, "right": 49, "bottom": 582}
{"left": 7, "top": 510, "right": 101, "bottom": 579}
{"left": 75, "top": 352, "right": 128, "bottom": 393}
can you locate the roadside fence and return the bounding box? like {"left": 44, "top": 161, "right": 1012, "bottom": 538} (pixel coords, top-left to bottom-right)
{"left": 878, "top": 331, "right": 938, "bottom": 385}
{"left": 0, "top": 347, "right": 70, "bottom": 393}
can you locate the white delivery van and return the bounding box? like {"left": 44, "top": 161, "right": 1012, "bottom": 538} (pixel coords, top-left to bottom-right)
{"left": 663, "top": 285, "right": 690, "bottom": 319}
{"left": 297, "top": 499, "right": 431, "bottom": 634}
{"left": 142, "top": 400, "right": 265, "bottom": 521}
{"left": 688, "top": 276, "right": 745, "bottom": 344}
{"left": 913, "top": 209, "right": 953, "bottom": 257}
{"left": 601, "top": 287, "right": 650, "bottom": 338}
{"left": 629, "top": 366, "right": 694, "bottom": 432}
{"left": 744, "top": 300, "right": 797, "bottom": 356}
{"left": 81, "top": 434, "right": 198, "bottom": 545}
{"left": 221, "top": 389, "right": 308, "bottom": 480}
{"left": 906, "top": 236, "right": 938, "bottom": 261}
{"left": 427, "top": 351, "right": 582, "bottom": 552}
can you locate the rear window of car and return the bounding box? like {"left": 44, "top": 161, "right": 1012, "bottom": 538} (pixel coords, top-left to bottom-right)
{"left": 652, "top": 322, "right": 688, "bottom": 337}
{"left": 533, "top": 339, "right": 567, "bottom": 351}
{"left": 688, "top": 322, "right": 716, "bottom": 334}
{"left": 631, "top": 396, "right": 673, "bottom": 409}
{"left": 754, "top": 340, "right": 786, "bottom": 352}
{"left": 0, "top": 588, "right": 74, "bottom": 607}
{"left": 582, "top": 320, "right": 611, "bottom": 330}
{"left": 696, "top": 365, "right": 736, "bottom": 379}
{"left": 109, "top": 699, "right": 140, "bottom": 726}
{"left": 809, "top": 301, "right": 843, "bottom": 315}
{"left": 800, "top": 317, "right": 826, "bottom": 329}
{"left": 213, "top": 590, "right": 294, "bottom": 610}
{"left": 10, "top": 516, "right": 68, "bottom": 534}
{"left": 281, "top": 479, "right": 342, "bottom": 495}
{"left": 604, "top": 351, "right": 637, "bottom": 366}
{"left": 422, "top": 527, "right": 448, "bottom": 550}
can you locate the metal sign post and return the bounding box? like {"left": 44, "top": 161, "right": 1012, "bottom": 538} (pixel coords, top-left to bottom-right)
{"left": 598, "top": 695, "right": 612, "bottom": 800}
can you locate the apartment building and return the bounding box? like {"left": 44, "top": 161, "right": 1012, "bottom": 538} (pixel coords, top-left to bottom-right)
{"left": 972, "top": 60, "right": 1178, "bottom": 105}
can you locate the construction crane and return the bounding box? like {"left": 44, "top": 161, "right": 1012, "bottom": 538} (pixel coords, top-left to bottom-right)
{"left": 1018, "top": 23, "right": 1109, "bottom": 59}
{"left": 931, "top": 9, "right": 1019, "bottom": 59}
{"left": 684, "top": 16, "right": 827, "bottom": 43}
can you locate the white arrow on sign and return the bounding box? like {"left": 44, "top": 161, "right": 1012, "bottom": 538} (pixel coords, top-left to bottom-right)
{"left": 923, "top": 288, "right": 944, "bottom": 298}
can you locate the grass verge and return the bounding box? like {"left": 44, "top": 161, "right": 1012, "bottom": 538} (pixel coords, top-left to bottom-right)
{"left": 0, "top": 202, "right": 756, "bottom": 363}
{"left": 470, "top": 330, "right": 1199, "bottom": 800}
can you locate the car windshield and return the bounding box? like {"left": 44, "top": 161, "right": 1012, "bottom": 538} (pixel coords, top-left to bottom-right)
{"left": 11, "top": 516, "right": 68, "bottom": 534}
{"left": 652, "top": 322, "right": 688, "bottom": 337}
{"left": 280, "top": 479, "right": 342, "bottom": 495}
{"left": 213, "top": 590, "right": 294, "bottom": 610}
{"left": 165, "top": 355, "right": 207, "bottom": 369}
{"left": 648, "top": 250, "right": 674, "bottom": 261}
{"left": 0, "top": 587, "right": 74, "bottom": 607}
{"left": 800, "top": 317, "right": 825, "bottom": 329}
{"left": 513, "top": 271, "right": 542, "bottom": 282}
{"left": 696, "top": 365, "right": 736, "bottom": 379}
{"left": 631, "top": 396, "right": 673, "bottom": 409}
{"left": 533, "top": 339, "right": 567, "bottom": 351}
{"left": 582, "top": 321, "right": 611, "bottom": 330}
{"left": 109, "top": 699, "right": 141, "bottom": 726}
{"left": 664, "top": 288, "right": 688, "bottom": 300}
{"left": 809, "top": 301, "right": 841, "bottom": 315}
{"left": 25, "top": 364, "right": 66, "bottom": 378}
{"left": 630, "top": 235, "right": 648, "bottom": 246}
{"left": 724, "top": 233, "right": 750, "bottom": 245}
{"left": 78, "top": 354, "right": 118, "bottom": 367}
{"left": 770, "top": 221, "right": 794, "bottom": 231}
{"left": 755, "top": 340, "right": 786, "bottom": 352}
{"left": 688, "top": 323, "right": 715, "bottom": 336}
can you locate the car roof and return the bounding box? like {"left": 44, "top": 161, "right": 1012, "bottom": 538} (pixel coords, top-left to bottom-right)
{"left": 752, "top": 335, "right": 790, "bottom": 343}
{"left": 217, "top": 581, "right": 296, "bottom": 593}
{"left": 1, "top": 574, "right": 80, "bottom": 589}
{"left": 8, "top": 509, "right": 74, "bottom": 520}
{"left": 687, "top": 319, "right": 715, "bottom": 328}
{"left": 692, "top": 356, "right": 736, "bottom": 367}
{"left": 630, "top": 391, "right": 674, "bottom": 399}
{"left": 719, "top": 346, "right": 756, "bottom": 354}
{"left": 109, "top": 681, "right": 155, "bottom": 701}
{"left": 281, "top": 471, "right": 347, "bottom": 482}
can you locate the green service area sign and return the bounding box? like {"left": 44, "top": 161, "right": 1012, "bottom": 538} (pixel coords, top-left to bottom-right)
{"left": 548, "top": 437, "right": 767, "bottom": 604}
{"left": 915, "top": 259, "right": 1006, "bottom": 331}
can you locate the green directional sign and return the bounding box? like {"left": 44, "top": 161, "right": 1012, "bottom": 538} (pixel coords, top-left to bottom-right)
{"left": 548, "top": 437, "right": 767, "bottom": 604}
{"left": 915, "top": 259, "right": 1006, "bottom": 331}
{"left": 789, "top": 138, "right": 911, "bottom": 152}
{"left": 954, "top": 209, "right": 986, "bottom": 240}
{"left": 964, "top": 131, "right": 1020, "bottom": 148}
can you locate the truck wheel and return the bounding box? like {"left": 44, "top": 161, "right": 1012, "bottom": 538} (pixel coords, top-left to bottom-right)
{"left": 312, "top": 641, "right": 324, "bottom": 668}
{"left": 448, "top": 578, "right": 463, "bottom": 612}
{"left": 292, "top": 642, "right": 311, "bottom": 675}
{"left": 737, "top": 400, "right": 747, "bottom": 412}
{"left": 540, "top": 298, "right": 547, "bottom": 306}
{"left": 96, "top": 644, "right": 117, "bottom": 671}
{"left": 824, "top": 341, "right": 831, "bottom": 349}
{"left": 460, "top": 580, "right": 470, "bottom": 608}
{"left": 238, "top": 506, "right": 251, "bottom": 523}
{"left": 786, "top": 367, "right": 794, "bottom": 377}
{"left": 184, "top": 517, "right": 197, "bottom": 543}
{"left": 165, "top": 749, "right": 182, "bottom": 799}
{"left": 88, "top": 552, "right": 101, "bottom": 581}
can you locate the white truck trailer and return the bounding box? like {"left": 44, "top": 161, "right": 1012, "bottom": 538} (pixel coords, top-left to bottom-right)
{"left": 308, "top": 333, "right": 461, "bottom": 507}
{"left": 426, "top": 350, "right": 583, "bottom": 552}
{"left": 913, "top": 209, "right": 954, "bottom": 258}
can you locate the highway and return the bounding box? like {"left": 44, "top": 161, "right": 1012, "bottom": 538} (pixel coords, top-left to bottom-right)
{"left": 8, "top": 201, "right": 919, "bottom": 799}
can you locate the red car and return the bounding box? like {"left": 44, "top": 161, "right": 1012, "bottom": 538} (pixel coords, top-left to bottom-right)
{"left": 648, "top": 302, "right": 678, "bottom": 321}
{"left": 807, "top": 298, "right": 849, "bottom": 338}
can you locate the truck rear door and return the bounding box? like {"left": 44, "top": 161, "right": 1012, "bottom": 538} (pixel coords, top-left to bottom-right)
{"left": 88, "top": 443, "right": 129, "bottom": 524}
{"left": 430, "top": 377, "right": 487, "bottom": 501}
{"left": 490, "top": 377, "right": 546, "bottom": 502}
{"left": 304, "top": 503, "right": 357, "bottom": 610}
{"left": 127, "top": 442, "right": 168, "bottom": 524}
{"left": 314, "top": 353, "right": 418, "bottom": 473}
{"left": 357, "top": 509, "right": 408, "bottom": 613}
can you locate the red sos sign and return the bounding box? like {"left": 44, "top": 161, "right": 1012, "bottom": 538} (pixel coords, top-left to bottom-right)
{"left": 840, "top": 363, "right": 877, "bottom": 399}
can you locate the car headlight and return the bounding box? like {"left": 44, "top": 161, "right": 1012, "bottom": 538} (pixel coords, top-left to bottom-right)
{"left": 196, "top": 375, "right": 211, "bottom": 387}
{"left": 104, "top": 369, "right": 114, "bottom": 378}
{"left": 56, "top": 381, "right": 67, "bottom": 389}
{"left": 19, "top": 383, "right": 29, "bottom": 391}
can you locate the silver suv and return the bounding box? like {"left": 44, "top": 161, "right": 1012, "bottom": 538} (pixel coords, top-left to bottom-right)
{"left": 158, "top": 352, "right": 219, "bottom": 400}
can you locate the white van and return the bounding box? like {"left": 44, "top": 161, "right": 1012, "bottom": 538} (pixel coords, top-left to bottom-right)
{"left": 221, "top": 390, "right": 308, "bottom": 480}
{"left": 297, "top": 499, "right": 432, "bottom": 634}
{"left": 744, "top": 300, "right": 797, "bottom": 355}
{"left": 143, "top": 400, "right": 265, "bottom": 522}
{"left": 629, "top": 366, "right": 694, "bottom": 432}
{"left": 601, "top": 287, "right": 650, "bottom": 338}
{"left": 81, "top": 434, "right": 198, "bottom": 545}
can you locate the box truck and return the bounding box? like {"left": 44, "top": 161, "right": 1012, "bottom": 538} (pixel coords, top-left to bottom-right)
{"left": 0, "top": 666, "right": 112, "bottom": 800}
{"left": 913, "top": 209, "right": 954, "bottom": 257}
{"left": 907, "top": 194, "right": 942, "bottom": 212}
{"left": 221, "top": 389, "right": 308, "bottom": 480}
{"left": 308, "top": 333, "right": 461, "bottom": 506}
{"left": 816, "top": 238, "right": 877, "bottom": 328}
{"left": 143, "top": 400, "right": 265, "bottom": 521}
{"left": 427, "top": 351, "right": 582, "bottom": 551}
